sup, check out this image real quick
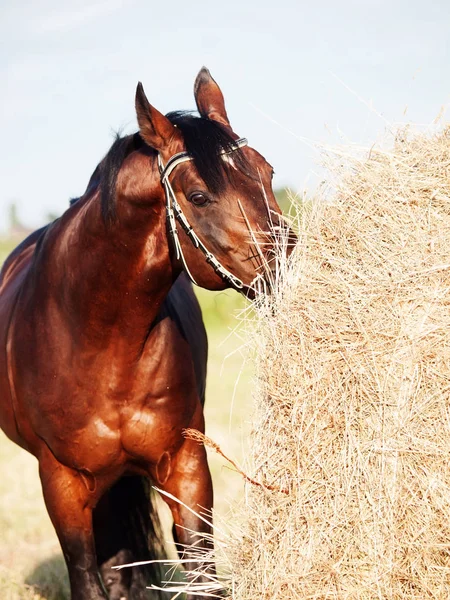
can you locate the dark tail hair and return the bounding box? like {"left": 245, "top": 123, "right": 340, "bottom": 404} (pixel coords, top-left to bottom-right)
{"left": 93, "top": 475, "right": 166, "bottom": 599}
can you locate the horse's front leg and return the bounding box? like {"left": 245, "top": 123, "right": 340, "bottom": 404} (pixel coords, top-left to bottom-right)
{"left": 158, "top": 428, "right": 216, "bottom": 599}
{"left": 38, "top": 448, "right": 107, "bottom": 600}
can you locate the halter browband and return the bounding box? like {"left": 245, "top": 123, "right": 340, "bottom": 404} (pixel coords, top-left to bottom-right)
{"left": 157, "top": 138, "right": 248, "bottom": 290}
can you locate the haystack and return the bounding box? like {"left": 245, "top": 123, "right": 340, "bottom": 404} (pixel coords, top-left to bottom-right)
{"left": 225, "top": 125, "right": 450, "bottom": 599}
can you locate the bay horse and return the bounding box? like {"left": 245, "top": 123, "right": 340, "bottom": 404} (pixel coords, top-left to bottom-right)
{"left": 0, "top": 68, "right": 290, "bottom": 599}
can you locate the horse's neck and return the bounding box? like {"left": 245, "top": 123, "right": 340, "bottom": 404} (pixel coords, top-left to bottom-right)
{"left": 36, "top": 193, "right": 175, "bottom": 344}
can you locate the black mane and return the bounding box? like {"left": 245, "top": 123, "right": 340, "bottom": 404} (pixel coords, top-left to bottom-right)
{"left": 99, "top": 112, "right": 251, "bottom": 223}
{"left": 100, "top": 133, "right": 140, "bottom": 223}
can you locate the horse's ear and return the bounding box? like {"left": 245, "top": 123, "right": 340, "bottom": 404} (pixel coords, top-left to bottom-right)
{"left": 194, "top": 67, "right": 231, "bottom": 129}
{"left": 135, "top": 82, "right": 176, "bottom": 151}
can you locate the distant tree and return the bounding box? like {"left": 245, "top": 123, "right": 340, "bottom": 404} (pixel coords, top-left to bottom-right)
{"left": 46, "top": 211, "right": 60, "bottom": 223}
{"left": 6, "top": 201, "right": 32, "bottom": 239}
{"left": 8, "top": 202, "right": 22, "bottom": 230}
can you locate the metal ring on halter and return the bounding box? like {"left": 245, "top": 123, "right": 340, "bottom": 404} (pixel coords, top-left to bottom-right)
{"left": 158, "top": 138, "right": 248, "bottom": 290}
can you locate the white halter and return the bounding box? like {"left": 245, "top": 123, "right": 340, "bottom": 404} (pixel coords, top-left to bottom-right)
{"left": 157, "top": 138, "right": 248, "bottom": 290}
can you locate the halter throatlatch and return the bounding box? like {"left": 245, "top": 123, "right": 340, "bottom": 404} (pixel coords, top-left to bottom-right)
{"left": 158, "top": 137, "right": 248, "bottom": 289}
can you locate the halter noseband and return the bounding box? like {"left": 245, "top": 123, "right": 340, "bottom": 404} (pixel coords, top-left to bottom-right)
{"left": 157, "top": 138, "right": 248, "bottom": 290}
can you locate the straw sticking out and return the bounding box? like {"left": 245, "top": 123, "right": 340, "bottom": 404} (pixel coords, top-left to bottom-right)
{"left": 183, "top": 428, "right": 289, "bottom": 494}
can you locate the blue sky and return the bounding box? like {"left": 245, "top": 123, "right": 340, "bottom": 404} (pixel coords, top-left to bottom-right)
{"left": 1, "top": 0, "right": 449, "bottom": 230}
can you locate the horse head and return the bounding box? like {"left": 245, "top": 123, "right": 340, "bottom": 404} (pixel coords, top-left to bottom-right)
{"left": 131, "top": 67, "right": 295, "bottom": 296}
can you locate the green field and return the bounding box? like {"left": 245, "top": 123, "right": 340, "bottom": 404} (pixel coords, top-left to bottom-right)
{"left": 0, "top": 238, "right": 253, "bottom": 599}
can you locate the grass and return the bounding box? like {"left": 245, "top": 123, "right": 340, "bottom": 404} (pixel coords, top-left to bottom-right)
{"left": 0, "top": 238, "right": 253, "bottom": 598}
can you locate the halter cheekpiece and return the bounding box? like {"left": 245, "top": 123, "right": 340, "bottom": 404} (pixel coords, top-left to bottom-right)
{"left": 157, "top": 137, "right": 248, "bottom": 290}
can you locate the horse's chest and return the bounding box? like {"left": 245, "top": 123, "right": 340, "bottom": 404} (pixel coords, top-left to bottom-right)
{"left": 119, "top": 393, "right": 195, "bottom": 463}
{"left": 35, "top": 390, "right": 197, "bottom": 476}
{"left": 11, "top": 308, "right": 202, "bottom": 474}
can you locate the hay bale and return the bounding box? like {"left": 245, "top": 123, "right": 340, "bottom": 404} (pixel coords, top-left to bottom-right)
{"left": 226, "top": 126, "right": 450, "bottom": 599}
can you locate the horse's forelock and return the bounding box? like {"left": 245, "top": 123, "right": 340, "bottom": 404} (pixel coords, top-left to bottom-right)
{"left": 165, "top": 111, "right": 253, "bottom": 194}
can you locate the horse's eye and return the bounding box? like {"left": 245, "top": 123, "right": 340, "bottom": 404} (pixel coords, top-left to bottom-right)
{"left": 188, "top": 191, "right": 210, "bottom": 207}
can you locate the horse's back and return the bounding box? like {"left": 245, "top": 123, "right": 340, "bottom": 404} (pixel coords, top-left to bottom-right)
{"left": 0, "top": 227, "right": 50, "bottom": 447}
{"left": 0, "top": 226, "right": 49, "bottom": 288}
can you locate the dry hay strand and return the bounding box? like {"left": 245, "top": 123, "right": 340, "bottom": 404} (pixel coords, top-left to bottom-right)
{"left": 225, "top": 125, "right": 450, "bottom": 599}
{"left": 183, "top": 428, "right": 289, "bottom": 494}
